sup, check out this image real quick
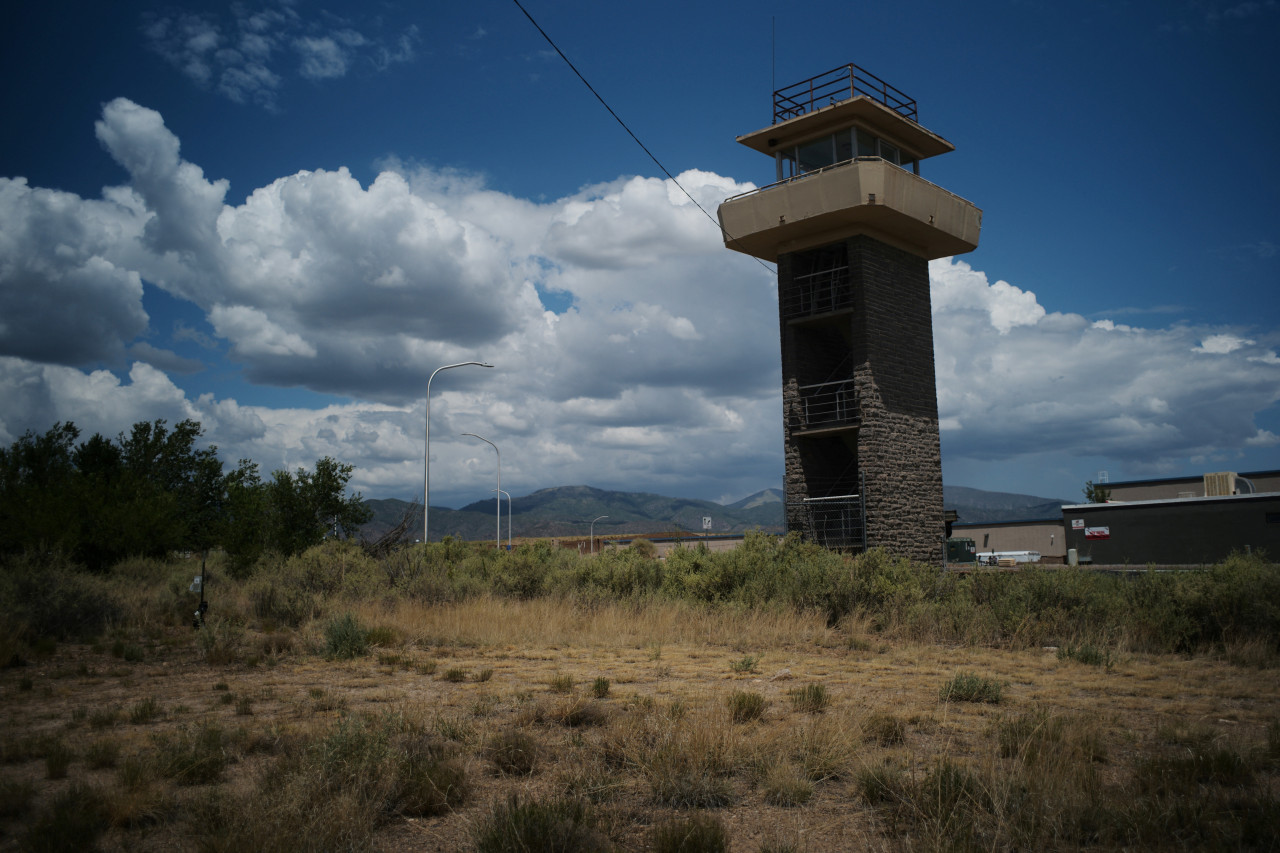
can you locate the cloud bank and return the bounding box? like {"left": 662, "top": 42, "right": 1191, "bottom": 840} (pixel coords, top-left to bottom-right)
{"left": 0, "top": 99, "right": 1276, "bottom": 504}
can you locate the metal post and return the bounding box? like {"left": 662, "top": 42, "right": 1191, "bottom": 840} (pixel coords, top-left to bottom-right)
{"left": 494, "top": 488, "right": 512, "bottom": 550}
{"left": 425, "top": 361, "right": 492, "bottom": 543}
{"left": 461, "top": 432, "right": 500, "bottom": 549}
{"left": 591, "top": 515, "right": 608, "bottom": 554}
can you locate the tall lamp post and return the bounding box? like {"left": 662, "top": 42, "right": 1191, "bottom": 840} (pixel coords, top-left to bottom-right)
{"left": 494, "top": 488, "right": 512, "bottom": 551}
{"left": 461, "top": 432, "right": 501, "bottom": 549}
{"left": 591, "top": 515, "right": 609, "bottom": 554}
{"left": 424, "top": 361, "right": 492, "bottom": 544}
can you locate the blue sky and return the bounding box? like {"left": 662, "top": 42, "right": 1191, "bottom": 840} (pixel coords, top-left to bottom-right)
{"left": 1, "top": 0, "right": 1277, "bottom": 509}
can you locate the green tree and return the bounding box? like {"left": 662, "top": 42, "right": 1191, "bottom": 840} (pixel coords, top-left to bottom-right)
{"left": 1082, "top": 480, "right": 1111, "bottom": 503}
{"left": 1, "top": 420, "right": 371, "bottom": 573}
{"left": 0, "top": 422, "right": 81, "bottom": 556}
{"left": 261, "top": 457, "right": 371, "bottom": 559}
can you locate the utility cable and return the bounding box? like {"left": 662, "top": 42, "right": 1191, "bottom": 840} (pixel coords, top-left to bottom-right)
{"left": 511, "top": 0, "right": 775, "bottom": 274}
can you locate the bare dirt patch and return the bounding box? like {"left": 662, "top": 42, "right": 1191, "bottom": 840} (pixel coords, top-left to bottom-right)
{"left": 2, "top": 599, "right": 1278, "bottom": 851}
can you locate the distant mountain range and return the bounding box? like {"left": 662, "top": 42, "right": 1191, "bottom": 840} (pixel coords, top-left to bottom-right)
{"left": 360, "top": 483, "right": 1068, "bottom": 543}
{"left": 943, "top": 485, "right": 1073, "bottom": 524}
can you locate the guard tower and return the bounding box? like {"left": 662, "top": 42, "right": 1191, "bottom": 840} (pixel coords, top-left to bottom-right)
{"left": 718, "top": 63, "right": 981, "bottom": 561}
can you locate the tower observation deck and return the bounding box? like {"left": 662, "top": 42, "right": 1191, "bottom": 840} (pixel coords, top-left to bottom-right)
{"left": 718, "top": 63, "right": 982, "bottom": 560}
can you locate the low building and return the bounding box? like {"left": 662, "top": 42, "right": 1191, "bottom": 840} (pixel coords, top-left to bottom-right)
{"left": 1103, "top": 469, "right": 1280, "bottom": 502}
{"left": 1062, "top": 492, "right": 1280, "bottom": 566}
{"left": 951, "top": 518, "right": 1066, "bottom": 563}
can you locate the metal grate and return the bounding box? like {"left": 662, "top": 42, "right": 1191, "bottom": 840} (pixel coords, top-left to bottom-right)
{"left": 787, "top": 495, "right": 865, "bottom": 551}
{"left": 774, "top": 63, "right": 917, "bottom": 124}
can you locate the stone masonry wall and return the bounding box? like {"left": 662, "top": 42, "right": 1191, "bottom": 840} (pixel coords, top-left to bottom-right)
{"left": 779, "top": 234, "right": 944, "bottom": 563}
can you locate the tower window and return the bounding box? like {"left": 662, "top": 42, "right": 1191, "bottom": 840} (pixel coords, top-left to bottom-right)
{"left": 779, "top": 126, "right": 911, "bottom": 181}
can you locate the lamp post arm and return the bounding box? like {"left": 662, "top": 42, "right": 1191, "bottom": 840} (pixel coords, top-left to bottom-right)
{"left": 424, "top": 361, "right": 492, "bottom": 544}
{"left": 461, "top": 432, "right": 501, "bottom": 549}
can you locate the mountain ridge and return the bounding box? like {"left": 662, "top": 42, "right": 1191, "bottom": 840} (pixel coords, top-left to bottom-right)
{"left": 361, "top": 484, "right": 1067, "bottom": 543}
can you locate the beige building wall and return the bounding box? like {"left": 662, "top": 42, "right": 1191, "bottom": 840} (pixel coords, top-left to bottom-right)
{"left": 951, "top": 520, "right": 1066, "bottom": 562}
{"left": 1106, "top": 470, "right": 1280, "bottom": 502}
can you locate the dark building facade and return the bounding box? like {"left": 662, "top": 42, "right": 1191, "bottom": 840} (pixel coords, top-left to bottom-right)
{"left": 1062, "top": 493, "right": 1280, "bottom": 566}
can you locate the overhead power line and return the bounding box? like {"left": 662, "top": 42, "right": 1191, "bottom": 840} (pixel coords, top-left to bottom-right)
{"left": 510, "top": 0, "right": 774, "bottom": 274}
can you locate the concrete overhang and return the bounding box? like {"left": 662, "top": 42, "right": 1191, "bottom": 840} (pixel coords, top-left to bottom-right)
{"left": 717, "top": 158, "right": 982, "bottom": 262}
{"left": 737, "top": 96, "right": 955, "bottom": 162}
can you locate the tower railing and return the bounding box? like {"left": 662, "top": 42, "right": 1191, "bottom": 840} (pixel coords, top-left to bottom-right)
{"left": 786, "top": 493, "right": 865, "bottom": 551}
{"left": 723, "top": 156, "right": 970, "bottom": 206}
{"left": 790, "top": 379, "right": 859, "bottom": 431}
{"left": 781, "top": 263, "right": 851, "bottom": 318}
{"left": 774, "top": 63, "right": 917, "bottom": 124}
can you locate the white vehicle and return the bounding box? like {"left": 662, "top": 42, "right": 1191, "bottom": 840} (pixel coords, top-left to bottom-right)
{"left": 978, "top": 550, "right": 1041, "bottom": 566}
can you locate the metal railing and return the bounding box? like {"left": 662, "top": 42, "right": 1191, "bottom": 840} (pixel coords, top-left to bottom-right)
{"left": 790, "top": 379, "right": 859, "bottom": 431}
{"left": 774, "top": 63, "right": 917, "bottom": 124}
{"left": 787, "top": 494, "right": 865, "bottom": 550}
{"left": 781, "top": 263, "right": 851, "bottom": 318}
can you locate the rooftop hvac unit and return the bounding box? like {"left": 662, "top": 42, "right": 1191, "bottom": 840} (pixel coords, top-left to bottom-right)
{"left": 1204, "top": 471, "right": 1238, "bottom": 497}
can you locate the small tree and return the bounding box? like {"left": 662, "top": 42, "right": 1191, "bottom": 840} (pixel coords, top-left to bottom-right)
{"left": 1082, "top": 480, "right": 1111, "bottom": 503}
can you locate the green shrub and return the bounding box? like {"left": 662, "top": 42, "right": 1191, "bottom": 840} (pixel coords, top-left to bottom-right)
{"left": 651, "top": 812, "right": 729, "bottom": 853}
{"left": 245, "top": 562, "right": 320, "bottom": 628}
{"left": 1057, "top": 642, "right": 1114, "bottom": 669}
{"left": 591, "top": 676, "right": 611, "bottom": 699}
{"left": 629, "top": 538, "right": 658, "bottom": 559}
{"left": 197, "top": 616, "right": 244, "bottom": 665}
{"left": 324, "top": 612, "right": 368, "bottom": 659}
{"left": 730, "top": 655, "right": 759, "bottom": 673}
{"left": 472, "top": 795, "right": 610, "bottom": 853}
{"left": 940, "top": 671, "right": 1004, "bottom": 703}
{"left": 0, "top": 554, "right": 121, "bottom": 641}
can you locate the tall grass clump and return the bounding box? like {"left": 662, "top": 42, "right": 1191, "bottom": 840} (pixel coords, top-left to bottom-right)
{"left": 472, "top": 795, "right": 611, "bottom": 853}
{"left": 788, "top": 683, "right": 830, "bottom": 714}
{"left": 185, "top": 714, "right": 398, "bottom": 851}
{"left": 324, "top": 612, "right": 369, "bottom": 659}
{"left": 651, "top": 812, "right": 729, "bottom": 852}
{"left": 940, "top": 672, "right": 1004, "bottom": 704}
{"left": 21, "top": 782, "right": 111, "bottom": 852}
{"left": 727, "top": 691, "right": 766, "bottom": 723}
{"left": 0, "top": 553, "right": 121, "bottom": 642}
{"left": 395, "top": 735, "right": 468, "bottom": 817}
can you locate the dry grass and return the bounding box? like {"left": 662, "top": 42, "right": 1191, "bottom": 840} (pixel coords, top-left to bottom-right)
{"left": 1, "top": 595, "right": 1277, "bottom": 851}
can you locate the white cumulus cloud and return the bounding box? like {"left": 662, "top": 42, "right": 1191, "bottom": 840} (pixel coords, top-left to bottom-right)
{"left": 0, "top": 100, "right": 1276, "bottom": 505}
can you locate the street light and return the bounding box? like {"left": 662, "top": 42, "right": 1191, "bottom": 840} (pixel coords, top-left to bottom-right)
{"left": 461, "top": 432, "right": 501, "bottom": 549}
{"left": 424, "top": 361, "right": 492, "bottom": 544}
{"left": 493, "top": 488, "right": 512, "bottom": 551}
{"left": 591, "top": 515, "right": 609, "bottom": 554}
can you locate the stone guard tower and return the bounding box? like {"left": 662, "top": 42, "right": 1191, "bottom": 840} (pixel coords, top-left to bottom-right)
{"left": 717, "top": 63, "right": 981, "bottom": 561}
